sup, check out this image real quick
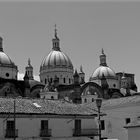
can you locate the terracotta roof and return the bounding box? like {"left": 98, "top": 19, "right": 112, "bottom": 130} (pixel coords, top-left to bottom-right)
{"left": 0, "top": 97, "right": 96, "bottom": 116}
{"left": 84, "top": 95, "right": 140, "bottom": 110}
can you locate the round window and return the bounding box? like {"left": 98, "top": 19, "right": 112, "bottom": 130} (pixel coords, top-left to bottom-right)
{"left": 6, "top": 73, "right": 9, "bottom": 77}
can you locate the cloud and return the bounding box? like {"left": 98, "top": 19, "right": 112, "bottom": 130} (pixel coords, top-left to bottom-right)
{"left": 18, "top": 73, "right": 40, "bottom": 81}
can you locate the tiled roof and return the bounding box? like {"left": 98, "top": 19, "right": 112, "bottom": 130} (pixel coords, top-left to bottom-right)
{"left": 84, "top": 95, "right": 140, "bottom": 110}
{"left": 0, "top": 97, "right": 96, "bottom": 116}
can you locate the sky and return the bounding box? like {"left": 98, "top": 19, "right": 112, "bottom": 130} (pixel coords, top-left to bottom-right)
{"left": 0, "top": 0, "right": 140, "bottom": 89}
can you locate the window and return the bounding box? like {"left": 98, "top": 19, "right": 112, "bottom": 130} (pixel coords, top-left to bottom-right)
{"left": 51, "top": 96, "right": 54, "bottom": 100}
{"left": 92, "top": 98, "right": 94, "bottom": 102}
{"left": 45, "top": 79, "right": 47, "bottom": 84}
{"left": 6, "top": 121, "right": 14, "bottom": 130}
{"left": 101, "top": 120, "right": 105, "bottom": 130}
{"left": 69, "top": 78, "right": 71, "bottom": 84}
{"left": 84, "top": 98, "right": 87, "bottom": 103}
{"left": 113, "top": 84, "right": 116, "bottom": 87}
{"left": 125, "top": 118, "right": 131, "bottom": 124}
{"left": 74, "top": 119, "right": 81, "bottom": 130}
{"left": 5, "top": 120, "right": 18, "bottom": 138}
{"left": 50, "top": 78, "right": 53, "bottom": 83}
{"left": 41, "top": 120, "right": 48, "bottom": 130}
{"left": 63, "top": 78, "right": 66, "bottom": 83}
{"left": 6, "top": 73, "right": 9, "bottom": 77}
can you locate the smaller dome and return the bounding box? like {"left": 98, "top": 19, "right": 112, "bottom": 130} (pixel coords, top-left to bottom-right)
{"left": 91, "top": 66, "right": 116, "bottom": 79}
{"left": 0, "top": 51, "right": 15, "bottom": 66}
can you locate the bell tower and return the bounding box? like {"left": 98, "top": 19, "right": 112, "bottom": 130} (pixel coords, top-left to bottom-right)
{"left": 25, "top": 58, "right": 34, "bottom": 80}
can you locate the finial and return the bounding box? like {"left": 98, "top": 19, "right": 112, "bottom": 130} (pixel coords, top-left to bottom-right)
{"left": 28, "top": 58, "right": 31, "bottom": 66}
{"left": 80, "top": 65, "right": 84, "bottom": 73}
{"left": 122, "top": 71, "right": 125, "bottom": 78}
{"left": 54, "top": 24, "right": 58, "bottom": 39}
{"left": 0, "top": 37, "right": 3, "bottom": 52}
{"left": 102, "top": 48, "right": 104, "bottom": 54}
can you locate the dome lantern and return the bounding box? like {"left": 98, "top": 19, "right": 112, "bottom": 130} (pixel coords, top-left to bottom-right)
{"left": 0, "top": 37, "right": 3, "bottom": 52}
{"left": 52, "top": 24, "right": 60, "bottom": 51}
{"left": 100, "top": 48, "right": 107, "bottom": 66}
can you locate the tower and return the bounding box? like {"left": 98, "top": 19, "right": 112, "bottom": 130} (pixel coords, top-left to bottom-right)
{"left": 121, "top": 72, "right": 128, "bottom": 89}
{"left": 79, "top": 65, "right": 85, "bottom": 84}
{"left": 25, "top": 58, "right": 34, "bottom": 80}
{"left": 23, "top": 71, "right": 30, "bottom": 97}
{"left": 73, "top": 70, "right": 79, "bottom": 84}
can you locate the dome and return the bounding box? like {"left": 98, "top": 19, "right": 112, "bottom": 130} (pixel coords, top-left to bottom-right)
{"left": 91, "top": 66, "right": 116, "bottom": 79}
{"left": 0, "top": 51, "right": 15, "bottom": 66}
{"left": 0, "top": 37, "right": 18, "bottom": 80}
{"left": 90, "top": 49, "right": 116, "bottom": 80}
{"left": 40, "top": 27, "right": 74, "bottom": 85}
{"left": 40, "top": 50, "right": 73, "bottom": 69}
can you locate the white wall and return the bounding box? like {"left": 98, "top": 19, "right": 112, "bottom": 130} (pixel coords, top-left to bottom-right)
{"left": 127, "top": 127, "right": 140, "bottom": 140}
{"left": 0, "top": 116, "right": 97, "bottom": 140}
{"left": 102, "top": 104, "right": 140, "bottom": 140}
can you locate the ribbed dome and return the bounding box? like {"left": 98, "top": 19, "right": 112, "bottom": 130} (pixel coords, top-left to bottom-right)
{"left": 0, "top": 51, "right": 14, "bottom": 65}
{"left": 0, "top": 37, "right": 16, "bottom": 67}
{"left": 40, "top": 27, "right": 73, "bottom": 70}
{"left": 40, "top": 50, "right": 73, "bottom": 69}
{"left": 91, "top": 66, "right": 116, "bottom": 79}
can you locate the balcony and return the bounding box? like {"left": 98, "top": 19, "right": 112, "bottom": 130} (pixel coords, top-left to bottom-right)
{"left": 73, "top": 128, "right": 98, "bottom": 137}
{"left": 40, "top": 129, "right": 52, "bottom": 137}
{"left": 5, "top": 129, "right": 18, "bottom": 138}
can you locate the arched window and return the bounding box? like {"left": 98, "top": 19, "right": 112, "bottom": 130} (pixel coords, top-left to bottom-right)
{"left": 69, "top": 78, "right": 71, "bottom": 84}
{"left": 84, "top": 98, "right": 87, "bottom": 103}
{"left": 45, "top": 79, "right": 47, "bottom": 84}
{"left": 50, "top": 78, "right": 53, "bottom": 83}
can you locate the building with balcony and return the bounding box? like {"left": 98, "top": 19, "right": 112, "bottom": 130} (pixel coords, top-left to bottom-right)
{"left": 0, "top": 97, "right": 100, "bottom": 140}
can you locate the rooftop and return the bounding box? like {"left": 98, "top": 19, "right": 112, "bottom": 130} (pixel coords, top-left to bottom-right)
{"left": 84, "top": 94, "right": 140, "bottom": 110}
{"left": 0, "top": 97, "right": 96, "bottom": 117}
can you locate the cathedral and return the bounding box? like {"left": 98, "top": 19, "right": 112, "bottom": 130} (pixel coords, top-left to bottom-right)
{"left": 0, "top": 27, "right": 137, "bottom": 103}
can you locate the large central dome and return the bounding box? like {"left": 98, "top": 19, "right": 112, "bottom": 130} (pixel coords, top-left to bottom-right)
{"left": 40, "top": 27, "right": 74, "bottom": 85}
{"left": 40, "top": 50, "right": 73, "bottom": 69}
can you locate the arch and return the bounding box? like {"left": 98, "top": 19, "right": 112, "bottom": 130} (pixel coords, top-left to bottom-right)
{"left": 81, "top": 82, "right": 104, "bottom": 98}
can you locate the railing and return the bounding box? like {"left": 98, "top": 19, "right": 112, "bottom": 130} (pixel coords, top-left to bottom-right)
{"left": 5, "top": 129, "right": 18, "bottom": 138}
{"left": 73, "top": 128, "right": 98, "bottom": 136}
{"left": 40, "top": 129, "right": 52, "bottom": 137}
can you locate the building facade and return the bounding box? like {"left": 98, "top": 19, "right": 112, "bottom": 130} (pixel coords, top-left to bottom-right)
{"left": 0, "top": 97, "right": 99, "bottom": 140}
